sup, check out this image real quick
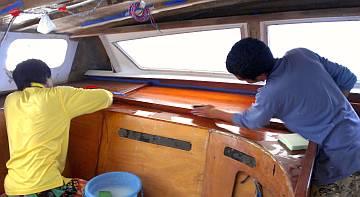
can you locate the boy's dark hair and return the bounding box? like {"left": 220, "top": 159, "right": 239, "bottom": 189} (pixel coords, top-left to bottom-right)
{"left": 12, "top": 59, "right": 51, "bottom": 90}
{"left": 226, "top": 37, "right": 275, "bottom": 80}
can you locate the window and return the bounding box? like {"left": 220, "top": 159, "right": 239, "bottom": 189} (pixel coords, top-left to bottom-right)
{"left": 6, "top": 39, "right": 68, "bottom": 71}
{"left": 116, "top": 28, "right": 242, "bottom": 73}
{"left": 266, "top": 19, "right": 360, "bottom": 81}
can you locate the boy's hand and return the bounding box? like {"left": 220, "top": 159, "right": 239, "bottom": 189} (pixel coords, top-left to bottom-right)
{"left": 191, "top": 104, "right": 234, "bottom": 123}
{"left": 191, "top": 105, "right": 217, "bottom": 119}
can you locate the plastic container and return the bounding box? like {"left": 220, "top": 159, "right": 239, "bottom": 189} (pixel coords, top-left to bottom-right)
{"left": 84, "top": 172, "right": 142, "bottom": 197}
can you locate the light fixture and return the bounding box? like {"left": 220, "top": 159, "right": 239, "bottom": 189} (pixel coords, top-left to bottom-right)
{"left": 37, "top": 14, "right": 56, "bottom": 34}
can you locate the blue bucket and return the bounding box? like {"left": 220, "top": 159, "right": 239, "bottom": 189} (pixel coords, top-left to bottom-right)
{"left": 84, "top": 172, "right": 142, "bottom": 197}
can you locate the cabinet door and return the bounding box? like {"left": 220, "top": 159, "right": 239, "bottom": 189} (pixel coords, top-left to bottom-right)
{"left": 203, "top": 132, "right": 294, "bottom": 197}
{"left": 64, "top": 111, "right": 104, "bottom": 180}
{"left": 98, "top": 111, "right": 209, "bottom": 197}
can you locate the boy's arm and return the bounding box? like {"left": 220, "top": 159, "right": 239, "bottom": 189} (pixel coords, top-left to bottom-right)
{"left": 317, "top": 54, "right": 357, "bottom": 93}
{"left": 191, "top": 89, "right": 276, "bottom": 129}
{"left": 59, "top": 86, "right": 113, "bottom": 119}
{"left": 191, "top": 105, "right": 234, "bottom": 123}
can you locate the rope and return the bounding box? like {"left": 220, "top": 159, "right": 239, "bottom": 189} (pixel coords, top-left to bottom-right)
{"left": 129, "top": 1, "right": 150, "bottom": 22}
{"left": 0, "top": 16, "right": 16, "bottom": 47}
{"left": 129, "top": 1, "right": 160, "bottom": 31}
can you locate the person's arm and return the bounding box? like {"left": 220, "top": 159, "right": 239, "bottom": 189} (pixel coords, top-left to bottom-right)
{"left": 191, "top": 105, "right": 234, "bottom": 123}
{"left": 232, "top": 97, "right": 276, "bottom": 129}
{"left": 191, "top": 88, "right": 277, "bottom": 129}
{"left": 316, "top": 53, "right": 357, "bottom": 95}
{"left": 58, "top": 86, "right": 113, "bottom": 119}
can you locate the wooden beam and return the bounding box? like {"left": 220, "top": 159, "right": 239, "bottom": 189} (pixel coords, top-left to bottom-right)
{"left": 11, "top": 0, "right": 108, "bottom": 30}
{"left": 14, "top": 0, "right": 228, "bottom": 33}
{"left": 0, "top": 0, "right": 15, "bottom": 8}
{"left": 64, "top": 0, "right": 259, "bottom": 33}
{"left": 13, "top": 0, "right": 156, "bottom": 32}
{"left": 70, "top": 0, "right": 360, "bottom": 37}
{"left": 22, "top": 0, "right": 59, "bottom": 9}
{"left": 70, "top": 6, "right": 360, "bottom": 38}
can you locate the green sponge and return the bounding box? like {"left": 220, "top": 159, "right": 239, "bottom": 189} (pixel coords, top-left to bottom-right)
{"left": 98, "top": 191, "right": 112, "bottom": 197}
{"left": 278, "top": 133, "right": 309, "bottom": 151}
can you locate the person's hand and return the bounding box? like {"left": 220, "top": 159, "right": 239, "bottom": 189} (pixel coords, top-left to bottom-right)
{"left": 191, "top": 105, "right": 218, "bottom": 119}
{"left": 191, "top": 104, "right": 235, "bottom": 123}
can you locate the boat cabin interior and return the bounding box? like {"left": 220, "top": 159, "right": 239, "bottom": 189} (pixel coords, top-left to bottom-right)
{"left": 1, "top": 0, "right": 360, "bottom": 196}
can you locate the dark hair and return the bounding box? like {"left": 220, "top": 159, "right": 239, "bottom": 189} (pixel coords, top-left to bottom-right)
{"left": 226, "top": 37, "right": 275, "bottom": 80}
{"left": 12, "top": 59, "right": 51, "bottom": 90}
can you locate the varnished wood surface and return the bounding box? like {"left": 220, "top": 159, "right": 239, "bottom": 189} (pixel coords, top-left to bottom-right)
{"left": 204, "top": 131, "right": 296, "bottom": 197}
{"left": 124, "top": 86, "right": 255, "bottom": 113}
{"left": 98, "top": 111, "right": 209, "bottom": 197}
{"left": 67, "top": 79, "right": 149, "bottom": 94}
{"left": 0, "top": 110, "right": 9, "bottom": 194}
{"left": 63, "top": 111, "right": 105, "bottom": 180}
{"left": 106, "top": 103, "right": 313, "bottom": 196}
{"left": 295, "top": 141, "right": 317, "bottom": 197}
{"left": 69, "top": 80, "right": 315, "bottom": 193}
{"left": 0, "top": 96, "right": 5, "bottom": 110}
{"left": 112, "top": 85, "right": 288, "bottom": 131}
{"left": 0, "top": 80, "right": 316, "bottom": 196}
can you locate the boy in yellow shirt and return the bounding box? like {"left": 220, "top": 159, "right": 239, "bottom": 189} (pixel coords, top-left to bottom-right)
{"left": 3, "top": 59, "right": 113, "bottom": 196}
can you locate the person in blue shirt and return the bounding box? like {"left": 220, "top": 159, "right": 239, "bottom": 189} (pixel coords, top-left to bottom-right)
{"left": 191, "top": 37, "right": 360, "bottom": 196}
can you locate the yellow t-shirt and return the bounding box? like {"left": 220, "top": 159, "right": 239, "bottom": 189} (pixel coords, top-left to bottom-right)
{"left": 4, "top": 85, "right": 113, "bottom": 195}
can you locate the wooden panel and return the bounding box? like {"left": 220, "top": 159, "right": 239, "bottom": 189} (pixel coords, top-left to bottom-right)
{"left": 63, "top": 111, "right": 105, "bottom": 180}
{"left": 0, "top": 110, "right": 9, "bottom": 194}
{"left": 203, "top": 131, "right": 300, "bottom": 197}
{"left": 68, "top": 80, "right": 148, "bottom": 94}
{"left": 68, "top": 80, "right": 315, "bottom": 196}
{"left": 125, "top": 86, "right": 255, "bottom": 113}
{"left": 98, "top": 111, "right": 209, "bottom": 197}
{"left": 113, "top": 86, "right": 288, "bottom": 131}
{"left": 294, "top": 142, "right": 317, "bottom": 197}
{"left": 71, "top": 7, "right": 360, "bottom": 38}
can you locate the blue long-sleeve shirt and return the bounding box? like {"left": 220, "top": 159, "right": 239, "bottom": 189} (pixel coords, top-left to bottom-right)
{"left": 233, "top": 48, "right": 360, "bottom": 185}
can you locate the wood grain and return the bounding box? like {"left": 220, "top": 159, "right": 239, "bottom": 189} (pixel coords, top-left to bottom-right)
{"left": 63, "top": 111, "right": 105, "bottom": 180}
{"left": 295, "top": 141, "right": 317, "bottom": 197}
{"left": 98, "top": 111, "right": 209, "bottom": 197}
{"left": 203, "top": 131, "right": 296, "bottom": 197}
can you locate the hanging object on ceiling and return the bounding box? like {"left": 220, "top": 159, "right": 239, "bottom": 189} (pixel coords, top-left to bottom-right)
{"left": 81, "top": 0, "right": 188, "bottom": 28}
{"left": 9, "top": 8, "right": 21, "bottom": 17}
{"left": 129, "top": 0, "right": 160, "bottom": 31}
{"left": 37, "top": 14, "right": 56, "bottom": 34}
{"left": 129, "top": 0, "right": 149, "bottom": 22}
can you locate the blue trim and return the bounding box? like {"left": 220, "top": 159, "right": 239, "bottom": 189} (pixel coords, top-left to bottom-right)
{"left": 86, "top": 76, "right": 257, "bottom": 96}
{"left": 0, "top": 0, "right": 24, "bottom": 15}
{"left": 81, "top": 11, "right": 129, "bottom": 27}
{"left": 163, "top": 0, "right": 187, "bottom": 6}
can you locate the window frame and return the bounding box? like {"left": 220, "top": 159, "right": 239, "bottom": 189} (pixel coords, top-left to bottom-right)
{"left": 113, "top": 24, "right": 246, "bottom": 74}
{"left": 94, "top": 21, "right": 247, "bottom": 81}
{"left": 260, "top": 16, "right": 360, "bottom": 44}
{"left": 5, "top": 38, "right": 69, "bottom": 71}
{"left": 0, "top": 32, "right": 78, "bottom": 92}
{"left": 260, "top": 16, "right": 360, "bottom": 90}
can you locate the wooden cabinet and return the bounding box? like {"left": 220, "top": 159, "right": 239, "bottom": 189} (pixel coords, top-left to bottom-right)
{"left": 98, "top": 111, "right": 209, "bottom": 197}
{"left": 0, "top": 80, "right": 316, "bottom": 196}
{"left": 203, "top": 131, "right": 295, "bottom": 197}
{"left": 63, "top": 111, "right": 105, "bottom": 180}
